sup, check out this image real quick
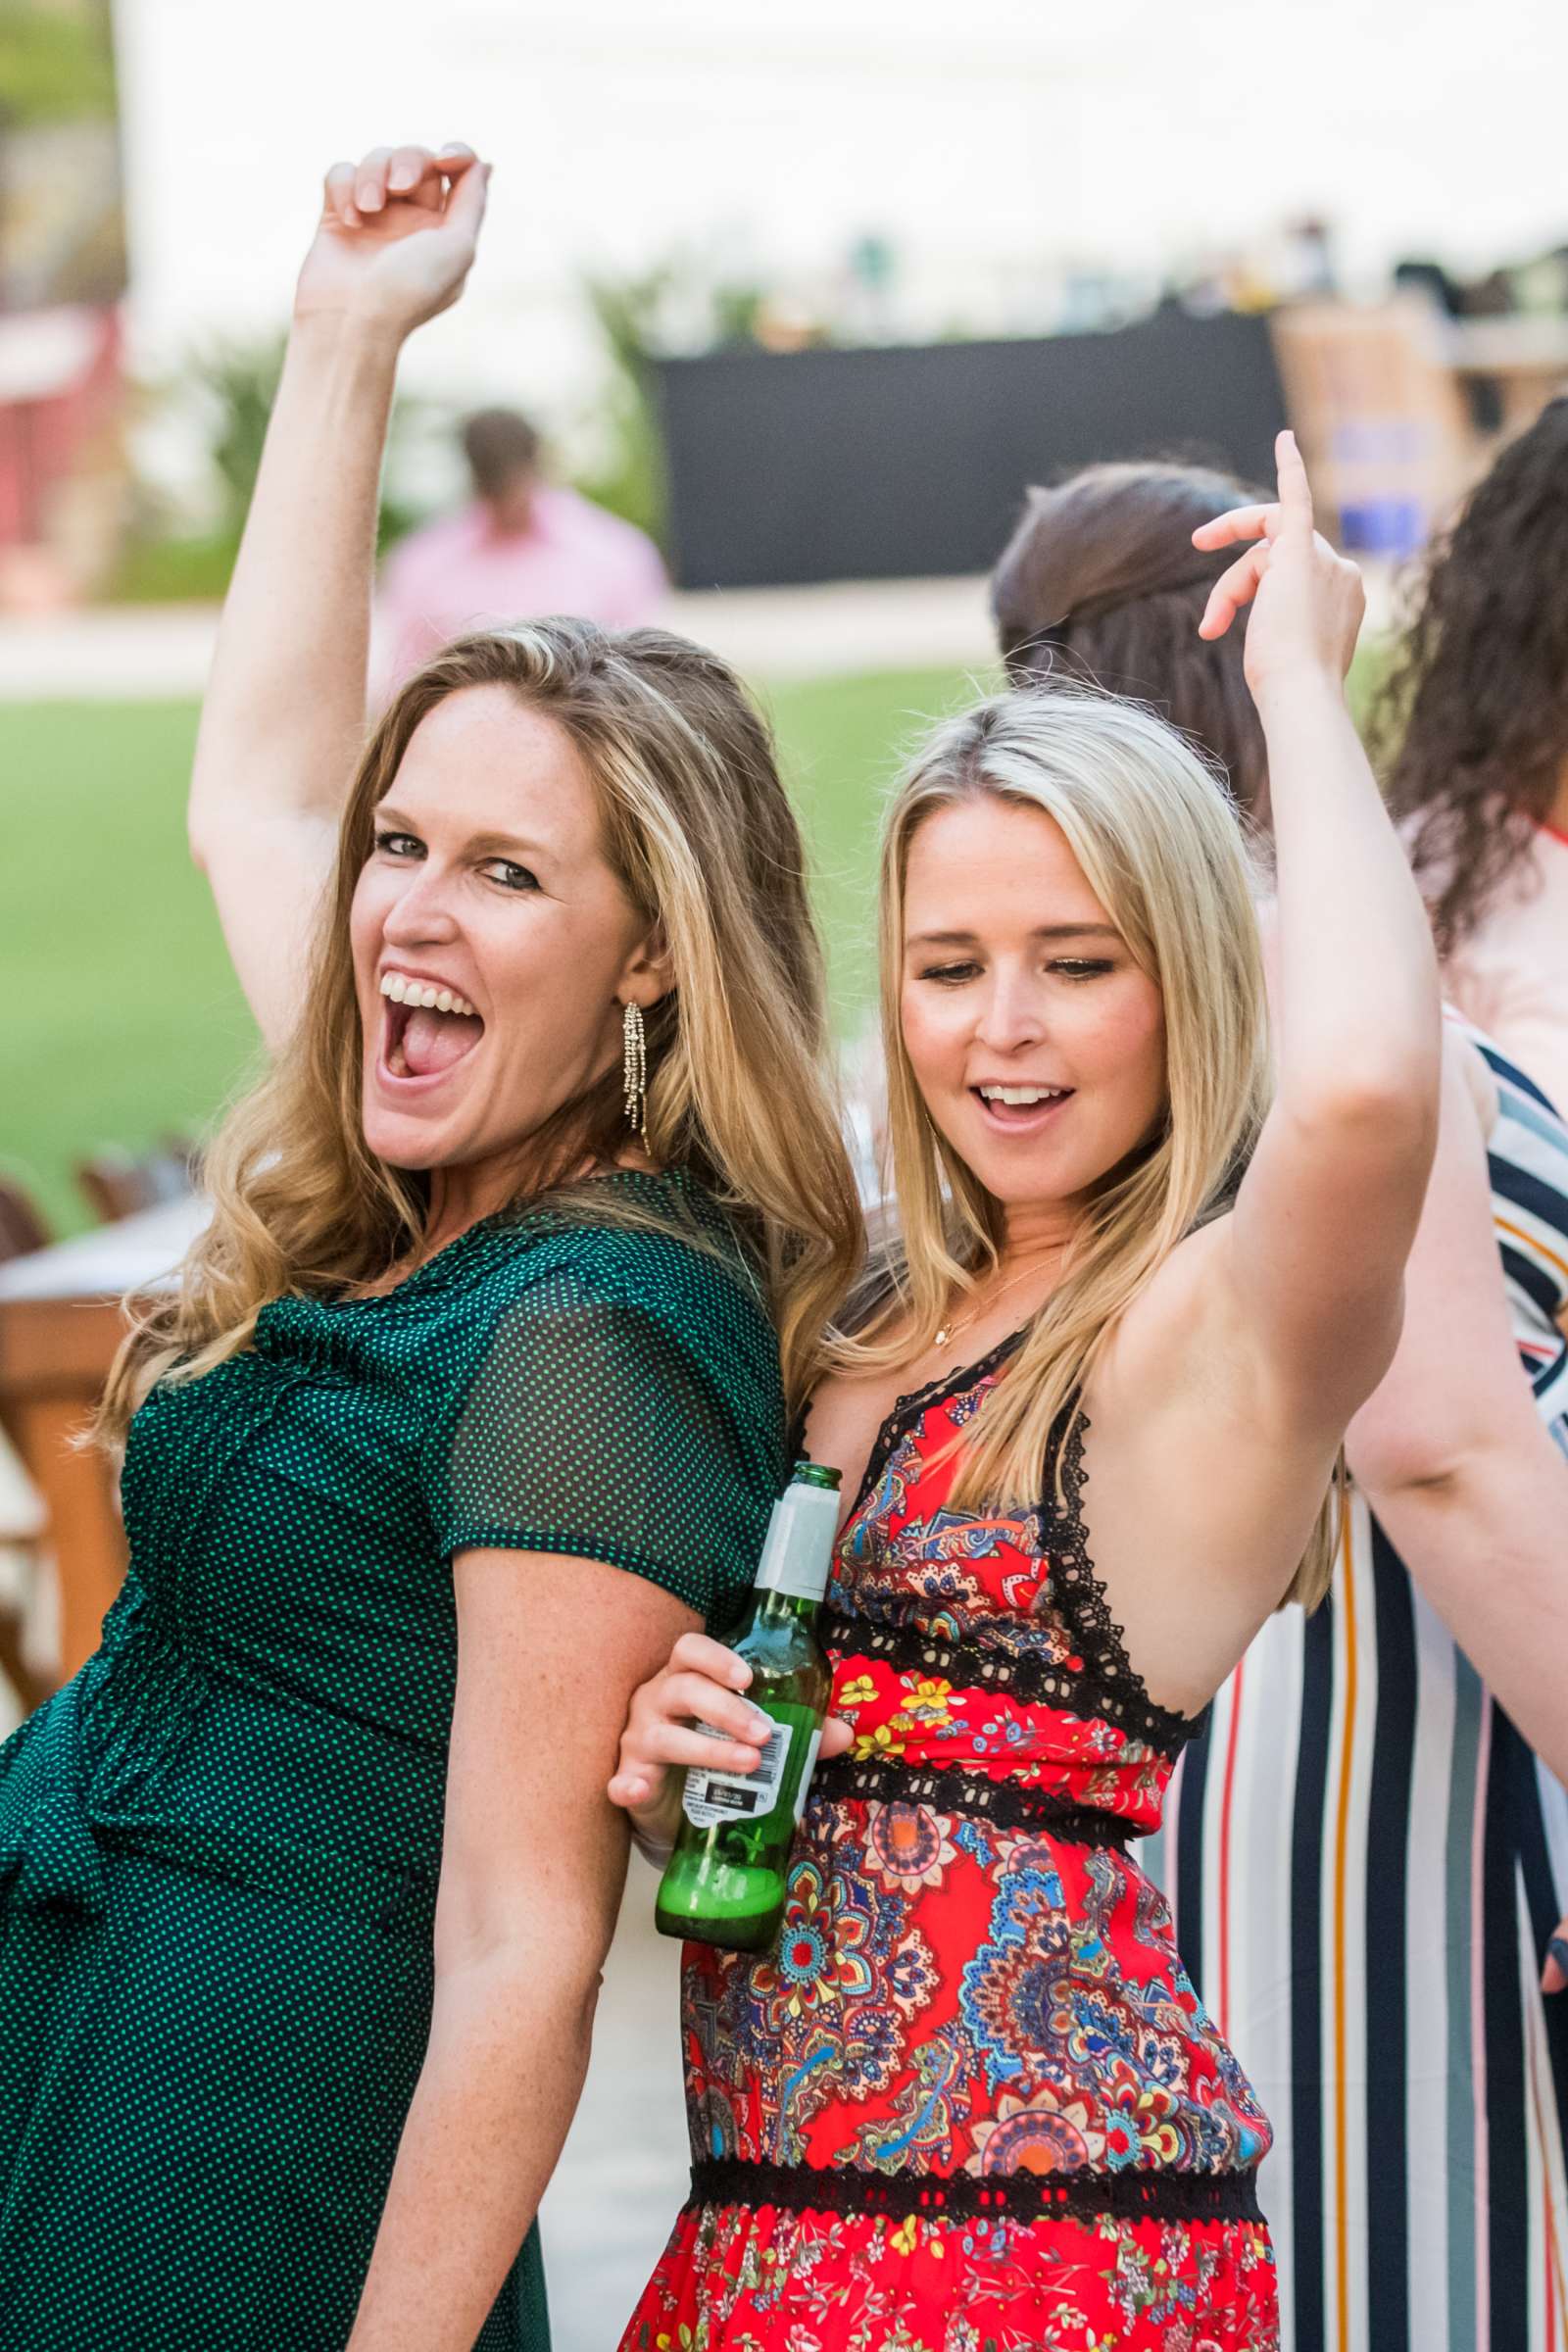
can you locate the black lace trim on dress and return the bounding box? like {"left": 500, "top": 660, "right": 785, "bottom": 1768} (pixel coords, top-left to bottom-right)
{"left": 837, "top": 1352, "right": 1206, "bottom": 1760}
{"left": 1047, "top": 1409, "right": 1207, "bottom": 1754}
{"left": 821, "top": 1606, "right": 1200, "bottom": 1759}
{"left": 810, "top": 1753, "right": 1138, "bottom": 1847}
{"left": 841, "top": 1326, "right": 1033, "bottom": 1526}
{"left": 689, "top": 2156, "right": 1263, "bottom": 2227}
{"left": 1045, "top": 1412, "right": 1206, "bottom": 1753}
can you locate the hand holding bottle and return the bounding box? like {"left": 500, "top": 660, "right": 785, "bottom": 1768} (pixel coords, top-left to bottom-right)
{"left": 608, "top": 1631, "right": 853, "bottom": 1858}
{"left": 610, "top": 1463, "right": 855, "bottom": 1951}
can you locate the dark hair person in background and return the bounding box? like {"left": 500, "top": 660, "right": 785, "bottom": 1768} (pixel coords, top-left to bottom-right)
{"left": 463, "top": 406, "right": 545, "bottom": 518}
{"left": 994, "top": 461, "right": 1272, "bottom": 822}
{"left": 993, "top": 460, "right": 1568, "bottom": 2352}
{"left": 1373, "top": 397, "right": 1568, "bottom": 1113}
{"left": 376, "top": 400, "right": 668, "bottom": 696}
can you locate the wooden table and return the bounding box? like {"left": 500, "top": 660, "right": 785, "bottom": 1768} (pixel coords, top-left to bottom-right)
{"left": 1444, "top": 316, "right": 1568, "bottom": 437}
{"left": 0, "top": 1198, "right": 208, "bottom": 1683}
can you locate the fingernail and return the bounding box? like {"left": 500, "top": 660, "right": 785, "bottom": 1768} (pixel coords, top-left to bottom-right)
{"left": 389, "top": 167, "right": 416, "bottom": 190}
{"left": 1550, "top": 1936, "right": 1568, "bottom": 1975}
{"left": 357, "top": 185, "right": 383, "bottom": 212}
{"left": 748, "top": 1708, "right": 772, "bottom": 1738}
{"left": 729, "top": 1665, "right": 752, "bottom": 1690}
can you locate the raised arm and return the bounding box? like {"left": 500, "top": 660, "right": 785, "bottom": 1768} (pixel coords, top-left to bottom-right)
{"left": 1203, "top": 433, "right": 1443, "bottom": 1428}
{"left": 188, "top": 143, "right": 488, "bottom": 1049}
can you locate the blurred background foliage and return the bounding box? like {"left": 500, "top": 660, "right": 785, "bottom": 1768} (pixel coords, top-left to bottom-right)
{"left": 0, "top": 1, "right": 119, "bottom": 124}
{"left": 106, "top": 333, "right": 428, "bottom": 602}
{"left": 104, "top": 273, "right": 682, "bottom": 602}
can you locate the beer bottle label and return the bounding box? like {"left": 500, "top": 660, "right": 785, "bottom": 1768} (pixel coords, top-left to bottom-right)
{"left": 682, "top": 1719, "right": 792, "bottom": 1829}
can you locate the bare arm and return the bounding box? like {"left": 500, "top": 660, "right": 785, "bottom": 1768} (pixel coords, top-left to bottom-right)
{"left": 346, "top": 1552, "right": 700, "bottom": 2352}
{"left": 189, "top": 143, "right": 488, "bottom": 1049}
{"left": 1204, "top": 436, "right": 1443, "bottom": 1428}
{"left": 1348, "top": 1029, "right": 1568, "bottom": 1783}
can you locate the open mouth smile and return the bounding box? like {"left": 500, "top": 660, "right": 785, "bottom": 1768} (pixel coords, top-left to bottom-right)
{"left": 971, "top": 1083, "right": 1075, "bottom": 1133}
{"left": 376, "top": 967, "right": 485, "bottom": 1088}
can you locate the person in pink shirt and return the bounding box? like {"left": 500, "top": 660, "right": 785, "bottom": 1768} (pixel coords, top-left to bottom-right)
{"left": 376, "top": 406, "right": 668, "bottom": 693}
{"left": 1377, "top": 398, "right": 1568, "bottom": 1113}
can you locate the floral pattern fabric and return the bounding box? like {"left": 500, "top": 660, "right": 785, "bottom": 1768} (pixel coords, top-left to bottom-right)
{"left": 624, "top": 2205, "right": 1278, "bottom": 2352}
{"left": 621, "top": 1343, "right": 1279, "bottom": 2352}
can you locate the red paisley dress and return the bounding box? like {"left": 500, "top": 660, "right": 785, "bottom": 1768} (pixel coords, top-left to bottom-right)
{"left": 620, "top": 1335, "right": 1280, "bottom": 2352}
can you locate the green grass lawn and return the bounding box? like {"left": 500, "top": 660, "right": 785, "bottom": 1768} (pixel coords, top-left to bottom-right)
{"left": 2, "top": 665, "right": 985, "bottom": 1238}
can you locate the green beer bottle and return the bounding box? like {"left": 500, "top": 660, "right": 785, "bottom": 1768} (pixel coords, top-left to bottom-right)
{"left": 655, "top": 1460, "right": 841, "bottom": 1954}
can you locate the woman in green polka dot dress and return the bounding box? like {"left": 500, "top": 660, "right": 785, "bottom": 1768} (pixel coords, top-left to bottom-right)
{"left": 0, "top": 144, "right": 862, "bottom": 2352}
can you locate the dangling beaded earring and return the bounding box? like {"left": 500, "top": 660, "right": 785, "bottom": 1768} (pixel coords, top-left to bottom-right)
{"left": 621, "top": 1001, "right": 648, "bottom": 1140}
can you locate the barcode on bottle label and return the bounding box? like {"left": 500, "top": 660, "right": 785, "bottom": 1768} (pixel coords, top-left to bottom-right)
{"left": 682, "top": 1720, "right": 791, "bottom": 1830}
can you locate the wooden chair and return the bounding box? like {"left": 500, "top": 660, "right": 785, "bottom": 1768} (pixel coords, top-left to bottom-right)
{"left": 0, "top": 1180, "right": 49, "bottom": 1265}
{"left": 75, "top": 1139, "right": 198, "bottom": 1225}
{"left": 1268, "top": 297, "right": 1492, "bottom": 554}
{"left": 0, "top": 1185, "right": 51, "bottom": 1709}
{"left": 0, "top": 1576, "right": 50, "bottom": 1718}
{"left": 0, "top": 1419, "right": 50, "bottom": 1718}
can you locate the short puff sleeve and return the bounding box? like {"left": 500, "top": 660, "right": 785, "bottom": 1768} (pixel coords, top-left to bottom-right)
{"left": 420, "top": 1242, "right": 785, "bottom": 1628}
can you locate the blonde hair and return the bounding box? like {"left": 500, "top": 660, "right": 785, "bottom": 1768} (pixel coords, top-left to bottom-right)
{"left": 100, "top": 619, "right": 863, "bottom": 1445}
{"left": 850, "top": 686, "right": 1337, "bottom": 1612}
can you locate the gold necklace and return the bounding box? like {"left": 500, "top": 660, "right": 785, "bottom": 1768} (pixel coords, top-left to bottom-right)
{"left": 932, "top": 1257, "right": 1056, "bottom": 1351}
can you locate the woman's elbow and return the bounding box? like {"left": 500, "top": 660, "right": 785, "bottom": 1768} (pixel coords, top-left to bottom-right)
{"left": 1289, "top": 1070, "right": 1441, "bottom": 1209}
{"left": 435, "top": 1870, "right": 614, "bottom": 2011}
{"left": 1311, "top": 1058, "right": 1439, "bottom": 1144}
{"left": 434, "top": 1919, "right": 608, "bottom": 2040}
{"left": 1348, "top": 1402, "right": 1500, "bottom": 1506}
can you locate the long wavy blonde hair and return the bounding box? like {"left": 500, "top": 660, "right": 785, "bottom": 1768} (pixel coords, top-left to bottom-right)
{"left": 99, "top": 619, "right": 863, "bottom": 1446}
{"left": 848, "top": 687, "right": 1337, "bottom": 1612}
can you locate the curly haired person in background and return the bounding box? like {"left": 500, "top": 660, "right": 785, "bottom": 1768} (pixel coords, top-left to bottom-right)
{"left": 1373, "top": 397, "right": 1568, "bottom": 1113}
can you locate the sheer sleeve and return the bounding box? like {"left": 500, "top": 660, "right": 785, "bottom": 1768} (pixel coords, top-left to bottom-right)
{"left": 420, "top": 1242, "right": 785, "bottom": 1626}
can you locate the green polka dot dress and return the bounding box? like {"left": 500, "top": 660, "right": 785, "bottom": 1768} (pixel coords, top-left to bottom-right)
{"left": 0, "top": 1169, "right": 785, "bottom": 2351}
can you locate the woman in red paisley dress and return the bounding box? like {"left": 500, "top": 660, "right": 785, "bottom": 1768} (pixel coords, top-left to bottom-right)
{"left": 608, "top": 438, "right": 1443, "bottom": 2352}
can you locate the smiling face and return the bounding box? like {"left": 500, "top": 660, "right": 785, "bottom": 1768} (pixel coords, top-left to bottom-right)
{"left": 899, "top": 793, "right": 1167, "bottom": 1217}
{"left": 348, "top": 684, "right": 661, "bottom": 1188}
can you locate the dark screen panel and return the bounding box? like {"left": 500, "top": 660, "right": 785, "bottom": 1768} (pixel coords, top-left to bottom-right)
{"left": 655, "top": 310, "right": 1287, "bottom": 588}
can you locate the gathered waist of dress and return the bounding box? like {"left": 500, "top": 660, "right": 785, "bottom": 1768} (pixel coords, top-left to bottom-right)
{"left": 824, "top": 1648, "right": 1174, "bottom": 1837}
{"left": 824, "top": 1605, "right": 1203, "bottom": 1760}
{"left": 809, "top": 1751, "right": 1143, "bottom": 1848}
{"left": 0, "top": 1661, "right": 442, "bottom": 1936}
{"left": 686, "top": 2155, "right": 1264, "bottom": 2228}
